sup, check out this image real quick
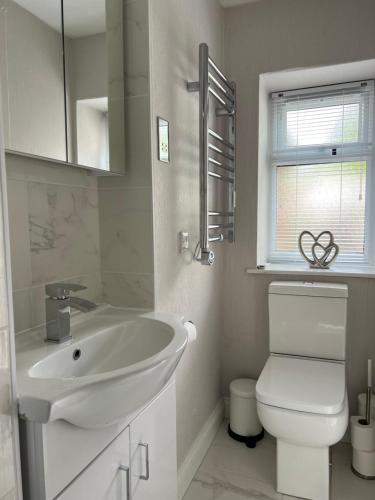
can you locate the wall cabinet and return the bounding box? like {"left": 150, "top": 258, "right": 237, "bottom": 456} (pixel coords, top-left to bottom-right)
{"left": 0, "top": 0, "right": 126, "bottom": 174}
{"left": 0, "top": 0, "right": 66, "bottom": 161}
{"left": 20, "top": 380, "right": 177, "bottom": 500}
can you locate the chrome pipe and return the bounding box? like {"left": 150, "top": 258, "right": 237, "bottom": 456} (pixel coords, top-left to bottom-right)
{"left": 208, "top": 143, "right": 235, "bottom": 162}
{"left": 208, "top": 223, "right": 234, "bottom": 229}
{"left": 208, "top": 56, "right": 235, "bottom": 93}
{"left": 208, "top": 157, "right": 234, "bottom": 174}
{"left": 208, "top": 234, "right": 224, "bottom": 243}
{"left": 208, "top": 211, "right": 234, "bottom": 217}
{"left": 187, "top": 77, "right": 233, "bottom": 112}
{"left": 208, "top": 86, "right": 233, "bottom": 113}
{"left": 208, "top": 171, "right": 234, "bottom": 183}
{"left": 229, "top": 81, "right": 237, "bottom": 242}
{"left": 208, "top": 72, "right": 235, "bottom": 103}
{"left": 199, "top": 43, "right": 209, "bottom": 252}
{"left": 216, "top": 108, "right": 235, "bottom": 117}
{"left": 208, "top": 129, "right": 235, "bottom": 150}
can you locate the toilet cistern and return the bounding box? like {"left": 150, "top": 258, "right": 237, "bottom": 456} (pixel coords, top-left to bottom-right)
{"left": 45, "top": 283, "right": 97, "bottom": 343}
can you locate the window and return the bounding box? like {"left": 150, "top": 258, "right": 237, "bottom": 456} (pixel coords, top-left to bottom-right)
{"left": 270, "top": 80, "right": 374, "bottom": 264}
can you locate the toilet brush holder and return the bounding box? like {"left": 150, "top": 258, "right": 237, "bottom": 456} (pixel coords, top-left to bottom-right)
{"left": 351, "top": 416, "right": 375, "bottom": 479}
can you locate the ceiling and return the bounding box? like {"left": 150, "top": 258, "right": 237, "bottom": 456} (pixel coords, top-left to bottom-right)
{"left": 219, "top": 0, "right": 261, "bottom": 7}
{"left": 16, "top": 0, "right": 260, "bottom": 36}
{"left": 15, "top": 0, "right": 105, "bottom": 38}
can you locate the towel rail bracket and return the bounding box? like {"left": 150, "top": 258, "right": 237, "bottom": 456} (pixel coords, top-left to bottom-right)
{"left": 186, "top": 81, "right": 200, "bottom": 93}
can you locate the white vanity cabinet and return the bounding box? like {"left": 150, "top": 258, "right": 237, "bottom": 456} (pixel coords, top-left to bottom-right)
{"left": 20, "top": 380, "right": 177, "bottom": 500}
{"left": 56, "top": 426, "right": 130, "bottom": 500}
{"left": 131, "top": 375, "right": 177, "bottom": 500}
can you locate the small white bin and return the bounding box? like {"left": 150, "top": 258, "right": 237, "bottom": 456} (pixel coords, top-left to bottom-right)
{"left": 229, "top": 378, "right": 263, "bottom": 446}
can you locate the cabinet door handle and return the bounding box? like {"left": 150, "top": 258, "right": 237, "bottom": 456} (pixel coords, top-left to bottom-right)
{"left": 119, "top": 464, "right": 131, "bottom": 499}
{"left": 139, "top": 442, "right": 150, "bottom": 480}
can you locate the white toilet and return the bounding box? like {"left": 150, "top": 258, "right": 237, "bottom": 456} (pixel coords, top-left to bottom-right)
{"left": 256, "top": 281, "right": 349, "bottom": 500}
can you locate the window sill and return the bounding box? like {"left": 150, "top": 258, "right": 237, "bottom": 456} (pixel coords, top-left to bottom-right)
{"left": 246, "top": 263, "right": 375, "bottom": 278}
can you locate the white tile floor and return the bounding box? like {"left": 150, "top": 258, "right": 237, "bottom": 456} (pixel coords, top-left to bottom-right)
{"left": 184, "top": 422, "right": 375, "bottom": 500}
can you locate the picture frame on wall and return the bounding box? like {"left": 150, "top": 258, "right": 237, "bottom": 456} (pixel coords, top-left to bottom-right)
{"left": 157, "top": 117, "right": 170, "bottom": 163}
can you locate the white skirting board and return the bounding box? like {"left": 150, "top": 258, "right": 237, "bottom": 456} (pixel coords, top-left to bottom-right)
{"left": 177, "top": 399, "right": 224, "bottom": 499}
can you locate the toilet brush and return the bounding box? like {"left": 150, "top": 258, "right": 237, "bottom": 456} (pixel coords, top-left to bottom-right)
{"left": 366, "top": 360, "right": 372, "bottom": 425}
{"left": 351, "top": 359, "right": 375, "bottom": 479}
{"left": 356, "top": 359, "right": 372, "bottom": 427}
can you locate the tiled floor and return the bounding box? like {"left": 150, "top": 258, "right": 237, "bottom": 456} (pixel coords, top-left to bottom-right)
{"left": 184, "top": 422, "right": 375, "bottom": 500}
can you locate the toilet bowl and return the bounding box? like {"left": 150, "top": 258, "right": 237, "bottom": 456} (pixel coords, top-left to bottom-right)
{"left": 257, "top": 396, "right": 348, "bottom": 448}
{"left": 256, "top": 281, "right": 349, "bottom": 500}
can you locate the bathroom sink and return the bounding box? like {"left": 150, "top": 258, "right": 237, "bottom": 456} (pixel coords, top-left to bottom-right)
{"left": 16, "top": 306, "right": 188, "bottom": 428}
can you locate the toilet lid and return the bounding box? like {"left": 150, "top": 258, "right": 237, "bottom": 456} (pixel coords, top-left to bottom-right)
{"left": 256, "top": 355, "right": 346, "bottom": 415}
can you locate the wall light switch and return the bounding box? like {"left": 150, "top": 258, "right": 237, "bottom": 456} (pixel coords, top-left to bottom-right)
{"left": 179, "top": 232, "right": 189, "bottom": 253}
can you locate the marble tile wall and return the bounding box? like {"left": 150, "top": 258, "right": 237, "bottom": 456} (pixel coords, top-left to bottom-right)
{"left": 6, "top": 154, "right": 102, "bottom": 333}
{"left": 98, "top": 0, "right": 154, "bottom": 309}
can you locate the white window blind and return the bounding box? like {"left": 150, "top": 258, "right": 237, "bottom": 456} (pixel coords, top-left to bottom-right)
{"left": 270, "top": 80, "right": 374, "bottom": 263}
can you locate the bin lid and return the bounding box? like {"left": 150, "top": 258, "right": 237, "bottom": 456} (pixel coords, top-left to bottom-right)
{"left": 230, "top": 378, "right": 257, "bottom": 398}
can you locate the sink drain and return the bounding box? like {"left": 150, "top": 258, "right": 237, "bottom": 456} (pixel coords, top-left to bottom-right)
{"left": 72, "top": 349, "right": 81, "bottom": 361}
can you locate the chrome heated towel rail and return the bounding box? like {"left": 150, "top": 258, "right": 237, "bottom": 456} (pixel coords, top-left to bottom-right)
{"left": 187, "top": 43, "right": 236, "bottom": 265}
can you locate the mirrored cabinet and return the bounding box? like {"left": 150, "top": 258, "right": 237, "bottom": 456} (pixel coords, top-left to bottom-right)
{"left": 0, "top": 0, "right": 66, "bottom": 161}
{"left": 0, "top": 0, "right": 125, "bottom": 174}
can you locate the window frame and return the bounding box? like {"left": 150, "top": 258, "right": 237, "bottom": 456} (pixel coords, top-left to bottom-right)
{"left": 268, "top": 81, "right": 375, "bottom": 266}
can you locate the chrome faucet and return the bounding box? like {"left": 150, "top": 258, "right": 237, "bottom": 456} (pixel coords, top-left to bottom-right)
{"left": 45, "top": 283, "right": 97, "bottom": 343}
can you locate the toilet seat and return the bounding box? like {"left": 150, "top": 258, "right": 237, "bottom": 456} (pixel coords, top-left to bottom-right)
{"left": 256, "top": 355, "right": 346, "bottom": 415}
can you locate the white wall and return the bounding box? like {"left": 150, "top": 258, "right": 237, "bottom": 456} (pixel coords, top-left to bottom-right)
{"left": 222, "top": 0, "right": 375, "bottom": 414}
{"left": 149, "top": 0, "right": 225, "bottom": 466}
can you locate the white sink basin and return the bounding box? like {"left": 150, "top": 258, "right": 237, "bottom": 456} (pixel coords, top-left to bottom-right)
{"left": 16, "top": 306, "right": 187, "bottom": 428}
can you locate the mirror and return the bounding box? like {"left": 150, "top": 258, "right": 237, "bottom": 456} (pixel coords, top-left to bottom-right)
{"left": 63, "top": 0, "right": 125, "bottom": 173}
{"left": 0, "top": 0, "right": 125, "bottom": 174}
{"left": 0, "top": 0, "right": 66, "bottom": 161}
